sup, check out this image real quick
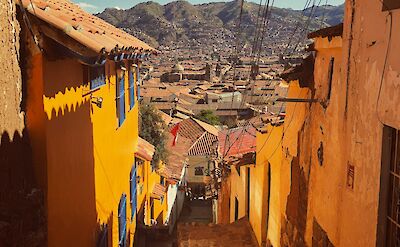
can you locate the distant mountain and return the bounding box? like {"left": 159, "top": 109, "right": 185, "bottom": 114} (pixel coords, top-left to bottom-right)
{"left": 97, "top": 1, "right": 344, "bottom": 49}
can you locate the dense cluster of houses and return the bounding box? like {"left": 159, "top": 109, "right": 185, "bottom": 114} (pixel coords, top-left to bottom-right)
{"left": 1, "top": 0, "right": 400, "bottom": 247}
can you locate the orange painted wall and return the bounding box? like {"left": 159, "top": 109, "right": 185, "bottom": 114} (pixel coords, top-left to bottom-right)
{"left": 254, "top": 124, "right": 283, "bottom": 246}
{"left": 27, "top": 52, "right": 141, "bottom": 246}
{"left": 26, "top": 53, "right": 48, "bottom": 191}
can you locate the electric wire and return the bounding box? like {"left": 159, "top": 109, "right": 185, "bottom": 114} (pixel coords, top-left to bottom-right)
{"left": 222, "top": 0, "right": 274, "bottom": 158}
{"left": 279, "top": 0, "right": 313, "bottom": 56}
{"left": 375, "top": 11, "right": 393, "bottom": 125}
{"left": 223, "top": 0, "right": 280, "bottom": 158}
{"left": 292, "top": 0, "right": 322, "bottom": 53}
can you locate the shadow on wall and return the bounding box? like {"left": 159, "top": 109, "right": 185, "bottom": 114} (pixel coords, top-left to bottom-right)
{"left": 96, "top": 212, "right": 113, "bottom": 247}
{"left": 45, "top": 100, "right": 98, "bottom": 247}
{"left": 0, "top": 129, "right": 46, "bottom": 247}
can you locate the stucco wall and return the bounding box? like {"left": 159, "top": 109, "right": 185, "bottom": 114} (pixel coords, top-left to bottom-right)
{"left": 255, "top": 124, "right": 283, "bottom": 247}
{"left": 187, "top": 156, "right": 209, "bottom": 184}
{"left": 229, "top": 166, "right": 248, "bottom": 222}
{"left": 26, "top": 46, "right": 142, "bottom": 246}
{"left": 337, "top": 1, "right": 400, "bottom": 246}
{"left": 0, "top": 0, "right": 24, "bottom": 139}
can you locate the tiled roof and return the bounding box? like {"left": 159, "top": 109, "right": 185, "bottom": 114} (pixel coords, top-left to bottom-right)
{"left": 135, "top": 137, "right": 155, "bottom": 161}
{"left": 192, "top": 118, "right": 219, "bottom": 136}
{"left": 219, "top": 126, "right": 256, "bottom": 158}
{"left": 188, "top": 132, "right": 219, "bottom": 156}
{"left": 308, "top": 23, "right": 343, "bottom": 39}
{"left": 158, "top": 134, "right": 191, "bottom": 184}
{"left": 174, "top": 118, "right": 206, "bottom": 143}
{"left": 157, "top": 110, "right": 173, "bottom": 126}
{"left": 151, "top": 184, "right": 166, "bottom": 199}
{"left": 226, "top": 152, "right": 256, "bottom": 167}
{"left": 20, "top": 0, "right": 155, "bottom": 56}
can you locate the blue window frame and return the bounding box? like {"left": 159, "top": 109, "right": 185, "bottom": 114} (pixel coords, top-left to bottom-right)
{"left": 89, "top": 66, "right": 106, "bottom": 90}
{"left": 130, "top": 165, "right": 137, "bottom": 221}
{"left": 128, "top": 66, "right": 135, "bottom": 110}
{"left": 116, "top": 68, "right": 126, "bottom": 127}
{"left": 118, "top": 194, "right": 127, "bottom": 247}
{"left": 136, "top": 66, "right": 141, "bottom": 101}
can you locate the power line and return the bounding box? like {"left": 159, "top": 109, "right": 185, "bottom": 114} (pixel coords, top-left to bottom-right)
{"left": 279, "top": 0, "right": 313, "bottom": 56}
{"left": 223, "top": 0, "right": 277, "bottom": 158}
{"left": 375, "top": 11, "right": 393, "bottom": 125}
{"left": 292, "top": 0, "right": 322, "bottom": 53}
{"left": 223, "top": 0, "right": 246, "bottom": 158}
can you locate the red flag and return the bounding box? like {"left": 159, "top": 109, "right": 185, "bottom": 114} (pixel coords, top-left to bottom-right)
{"left": 170, "top": 123, "right": 180, "bottom": 146}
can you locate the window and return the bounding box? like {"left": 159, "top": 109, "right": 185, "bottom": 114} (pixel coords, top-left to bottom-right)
{"left": 130, "top": 165, "right": 137, "bottom": 221}
{"left": 234, "top": 197, "right": 239, "bottom": 221}
{"left": 246, "top": 167, "right": 250, "bottom": 218}
{"left": 88, "top": 65, "right": 106, "bottom": 90}
{"left": 377, "top": 126, "right": 400, "bottom": 246}
{"left": 160, "top": 176, "right": 165, "bottom": 186}
{"left": 326, "top": 57, "right": 335, "bottom": 102}
{"left": 118, "top": 194, "right": 127, "bottom": 247}
{"left": 116, "top": 66, "right": 126, "bottom": 127}
{"left": 136, "top": 66, "right": 141, "bottom": 101}
{"left": 382, "top": 0, "right": 400, "bottom": 11}
{"left": 195, "top": 166, "right": 204, "bottom": 176}
{"left": 150, "top": 198, "right": 154, "bottom": 221}
{"left": 135, "top": 157, "right": 144, "bottom": 183}
{"left": 128, "top": 65, "right": 135, "bottom": 110}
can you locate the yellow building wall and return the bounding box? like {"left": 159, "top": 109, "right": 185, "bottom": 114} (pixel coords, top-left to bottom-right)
{"left": 90, "top": 60, "right": 139, "bottom": 247}
{"left": 136, "top": 158, "right": 148, "bottom": 220}
{"left": 279, "top": 79, "right": 312, "bottom": 247}
{"left": 302, "top": 38, "right": 345, "bottom": 246}
{"left": 254, "top": 124, "right": 283, "bottom": 247}
{"left": 229, "top": 166, "right": 248, "bottom": 222}
{"left": 145, "top": 161, "right": 168, "bottom": 225}
{"left": 28, "top": 54, "right": 141, "bottom": 246}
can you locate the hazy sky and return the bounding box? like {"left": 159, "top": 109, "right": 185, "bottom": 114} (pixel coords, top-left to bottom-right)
{"left": 72, "top": 0, "right": 345, "bottom": 13}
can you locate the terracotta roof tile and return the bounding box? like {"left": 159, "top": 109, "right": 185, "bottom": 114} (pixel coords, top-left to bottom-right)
{"left": 219, "top": 126, "right": 256, "bottom": 158}
{"left": 158, "top": 134, "right": 192, "bottom": 184}
{"left": 136, "top": 137, "right": 155, "bottom": 161}
{"left": 151, "top": 184, "right": 166, "bottom": 199}
{"left": 192, "top": 118, "right": 219, "bottom": 136}
{"left": 20, "top": 0, "right": 156, "bottom": 55}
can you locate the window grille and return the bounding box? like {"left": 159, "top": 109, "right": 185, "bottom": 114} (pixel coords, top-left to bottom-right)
{"left": 386, "top": 128, "right": 400, "bottom": 246}
{"left": 118, "top": 194, "right": 127, "bottom": 247}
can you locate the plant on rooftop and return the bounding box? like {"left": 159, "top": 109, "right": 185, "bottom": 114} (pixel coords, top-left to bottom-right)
{"left": 139, "top": 104, "right": 169, "bottom": 168}
{"left": 195, "top": 110, "right": 221, "bottom": 126}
